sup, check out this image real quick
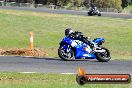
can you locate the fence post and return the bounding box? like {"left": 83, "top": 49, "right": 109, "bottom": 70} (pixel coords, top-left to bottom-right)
{"left": 30, "top": 32, "right": 33, "bottom": 49}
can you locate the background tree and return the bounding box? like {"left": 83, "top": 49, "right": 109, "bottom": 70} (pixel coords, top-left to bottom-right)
{"left": 121, "top": 0, "right": 132, "bottom": 8}
{"left": 94, "top": 0, "right": 122, "bottom": 11}
{"left": 71, "top": 0, "right": 85, "bottom": 7}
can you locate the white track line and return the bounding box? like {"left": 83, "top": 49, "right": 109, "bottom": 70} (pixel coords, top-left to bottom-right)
{"left": 20, "top": 72, "right": 38, "bottom": 74}
{"left": 19, "top": 72, "right": 76, "bottom": 74}
{"left": 61, "top": 73, "right": 76, "bottom": 75}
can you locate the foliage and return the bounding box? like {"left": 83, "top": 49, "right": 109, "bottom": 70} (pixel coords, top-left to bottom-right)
{"left": 8, "top": 0, "right": 132, "bottom": 10}
{"left": 70, "top": 0, "right": 85, "bottom": 7}
{"left": 122, "top": 5, "right": 132, "bottom": 13}
{"left": 93, "top": 0, "right": 122, "bottom": 11}
{"left": 122, "top": 0, "right": 132, "bottom": 8}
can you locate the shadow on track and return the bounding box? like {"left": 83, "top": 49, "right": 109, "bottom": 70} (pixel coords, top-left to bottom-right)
{"left": 18, "top": 56, "right": 104, "bottom": 63}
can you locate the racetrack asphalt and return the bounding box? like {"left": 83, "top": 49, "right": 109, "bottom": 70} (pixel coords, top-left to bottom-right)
{"left": 0, "top": 6, "right": 132, "bottom": 19}
{"left": 0, "top": 56, "right": 132, "bottom": 74}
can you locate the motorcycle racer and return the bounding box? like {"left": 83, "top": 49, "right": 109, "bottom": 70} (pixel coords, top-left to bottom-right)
{"left": 65, "top": 28, "right": 94, "bottom": 49}
{"left": 88, "top": 3, "right": 101, "bottom": 16}
{"left": 90, "top": 3, "right": 97, "bottom": 12}
{"left": 58, "top": 28, "right": 111, "bottom": 62}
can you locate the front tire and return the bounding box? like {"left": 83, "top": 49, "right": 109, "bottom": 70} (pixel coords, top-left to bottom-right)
{"left": 88, "top": 12, "right": 93, "bottom": 16}
{"left": 98, "top": 13, "right": 101, "bottom": 16}
{"left": 96, "top": 47, "right": 111, "bottom": 62}
{"left": 58, "top": 46, "right": 75, "bottom": 61}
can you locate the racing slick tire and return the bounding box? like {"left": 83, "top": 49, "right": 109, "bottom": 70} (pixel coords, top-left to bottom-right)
{"left": 58, "top": 46, "right": 75, "bottom": 61}
{"left": 95, "top": 47, "right": 111, "bottom": 62}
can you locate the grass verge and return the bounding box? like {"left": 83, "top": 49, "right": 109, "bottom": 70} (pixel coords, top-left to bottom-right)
{"left": 0, "top": 9, "right": 131, "bottom": 60}
{"left": 0, "top": 72, "right": 131, "bottom": 88}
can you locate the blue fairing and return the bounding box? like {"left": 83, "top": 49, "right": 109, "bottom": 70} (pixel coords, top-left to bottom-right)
{"left": 75, "top": 45, "right": 96, "bottom": 59}
{"left": 60, "top": 36, "right": 72, "bottom": 46}
{"left": 93, "top": 38, "right": 105, "bottom": 44}
{"left": 59, "top": 36, "right": 100, "bottom": 59}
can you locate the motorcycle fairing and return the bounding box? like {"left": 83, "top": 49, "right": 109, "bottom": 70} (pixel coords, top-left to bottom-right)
{"left": 75, "top": 43, "right": 96, "bottom": 59}
{"left": 60, "top": 37, "right": 73, "bottom": 46}
{"left": 60, "top": 36, "right": 96, "bottom": 59}
{"left": 93, "top": 38, "right": 105, "bottom": 44}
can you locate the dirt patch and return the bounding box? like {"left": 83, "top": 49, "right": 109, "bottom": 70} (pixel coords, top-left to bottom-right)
{"left": 0, "top": 48, "right": 48, "bottom": 57}
{"left": 0, "top": 49, "right": 4, "bottom": 54}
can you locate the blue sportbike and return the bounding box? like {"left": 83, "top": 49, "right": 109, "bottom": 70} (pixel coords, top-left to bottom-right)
{"left": 58, "top": 33, "right": 111, "bottom": 62}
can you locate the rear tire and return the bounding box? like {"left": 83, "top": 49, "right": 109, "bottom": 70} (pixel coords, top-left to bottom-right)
{"left": 58, "top": 46, "right": 75, "bottom": 61}
{"left": 96, "top": 47, "right": 111, "bottom": 62}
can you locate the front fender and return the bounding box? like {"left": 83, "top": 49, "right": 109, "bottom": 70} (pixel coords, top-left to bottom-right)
{"left": 93, "top": 38, "right": 105, "bottom": 45}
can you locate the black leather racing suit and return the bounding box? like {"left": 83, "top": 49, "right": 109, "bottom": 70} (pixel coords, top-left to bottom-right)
{"left": 69, "top": 31, "right": 94, "bottom": 48}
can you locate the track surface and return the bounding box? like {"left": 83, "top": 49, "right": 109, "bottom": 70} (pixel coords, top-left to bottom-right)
{"left": 0, "top": 6, "right": 132, "bottom": 19}
{"left": 0, "top": 56, "right": 132, "bottom": 74}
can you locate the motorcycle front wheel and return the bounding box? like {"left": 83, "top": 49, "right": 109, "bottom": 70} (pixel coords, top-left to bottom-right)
{"left": 58, "top": 46, "right": 75, "bottom": 61}
{"left": 98, "top": 13, "right": 101, "bottom": 16}
{"left": 88, "top": 12, "right": 93, "bottom": 16}
{"left": 95, "top": 47, "right": 111, "bottom": 62}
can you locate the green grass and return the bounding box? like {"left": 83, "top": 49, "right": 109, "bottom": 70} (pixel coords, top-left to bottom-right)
{"left": 0, "top": 72, "right": 131, "bottom": 88}
{"left": 0, "top": 9, "right": 132, "bottom": 59}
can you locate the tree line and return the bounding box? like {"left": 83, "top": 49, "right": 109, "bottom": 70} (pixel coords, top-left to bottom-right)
{"left": 4, "top": 0, "right": 132, "bottom": 9}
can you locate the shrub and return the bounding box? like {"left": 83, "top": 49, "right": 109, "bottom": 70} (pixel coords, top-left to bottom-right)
{"left": 94, "top": 0, "right": 122, "bottom": 12}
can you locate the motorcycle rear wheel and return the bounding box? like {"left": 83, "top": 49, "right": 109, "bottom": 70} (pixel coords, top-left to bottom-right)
{"left": 95, "top": 47, "right": 111, "bottom": 62}
{"left": 58, "top": 46, "right": 75, "bottom": 61}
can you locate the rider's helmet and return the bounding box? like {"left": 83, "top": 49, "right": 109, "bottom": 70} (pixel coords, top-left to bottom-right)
{"left": 90, "top": 3, "right": 95, "bottom": 8}
{"left": 65, "top": 28, "right": 73, "bottom": 36}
